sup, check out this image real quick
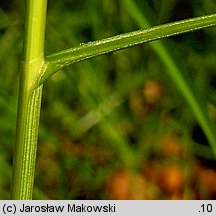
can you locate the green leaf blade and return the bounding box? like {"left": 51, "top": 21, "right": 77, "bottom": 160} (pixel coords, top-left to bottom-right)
{"left": 38, "top": 13, "right": 216, "bottom": 85}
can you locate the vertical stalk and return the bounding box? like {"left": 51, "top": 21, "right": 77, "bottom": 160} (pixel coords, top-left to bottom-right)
{"left": 11, "top": 0, "right": 48, "bottom": 199}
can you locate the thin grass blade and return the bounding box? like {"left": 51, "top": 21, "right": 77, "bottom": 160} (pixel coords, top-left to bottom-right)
{"left": 121, "top": 0, "right": 216, "bottom": 156}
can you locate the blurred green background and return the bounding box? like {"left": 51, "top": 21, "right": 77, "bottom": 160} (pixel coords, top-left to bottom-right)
{"left": 1, "top": 0, "right": 216, "bottom": 199}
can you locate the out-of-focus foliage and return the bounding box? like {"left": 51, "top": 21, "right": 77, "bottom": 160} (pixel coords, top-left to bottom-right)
{"left": 1, "top": 0, "right": 216, "bottom": 199}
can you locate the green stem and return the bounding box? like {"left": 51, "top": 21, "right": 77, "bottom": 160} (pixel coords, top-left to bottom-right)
{"left": 11, "top": 0, "right": 47, "bottom": 199}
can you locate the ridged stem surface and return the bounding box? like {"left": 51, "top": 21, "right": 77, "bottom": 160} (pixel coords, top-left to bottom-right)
{"left": 11, "top": 0, "right": 47, "bottom": 199}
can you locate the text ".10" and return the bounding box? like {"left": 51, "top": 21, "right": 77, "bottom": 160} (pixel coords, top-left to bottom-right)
{"left": 200, "top": 204, "right": 213, "bottom": 213}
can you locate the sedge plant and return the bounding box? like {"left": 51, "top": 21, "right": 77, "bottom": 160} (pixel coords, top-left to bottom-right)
{"left": 10, "top": 0, "right": 216, "bottom": 199}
